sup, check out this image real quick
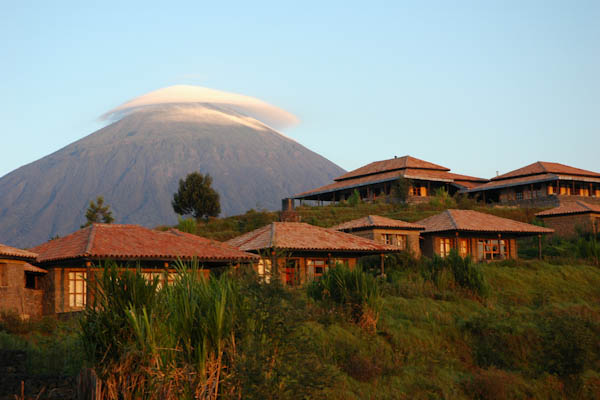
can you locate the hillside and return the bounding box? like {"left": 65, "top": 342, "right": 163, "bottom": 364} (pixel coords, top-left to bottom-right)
{"left": 2, "top": 258, "right": 599, "bottom": 399}
{"left": 172, "top": 196, "right": 546, "bottom": 242}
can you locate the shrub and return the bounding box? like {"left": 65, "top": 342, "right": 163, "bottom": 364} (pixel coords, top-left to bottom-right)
{"left": 348, "top": 189, "right": 361, "bottom": 206}
{"left": 307, "top": 266, "right": 381, "bottom": 330}
{"left": 422, "top": 251, "right": 488, "bottom": 297}
{"left": 176, "top": 216, "right": 197, "bottom": 233}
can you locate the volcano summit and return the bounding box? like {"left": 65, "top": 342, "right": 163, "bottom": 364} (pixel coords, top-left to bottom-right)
{"left": 0, "top": 86, "right": 345, "bottom": 247}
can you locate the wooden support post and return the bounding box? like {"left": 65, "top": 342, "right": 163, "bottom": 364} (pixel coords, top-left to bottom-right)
{"left": 538, "top": 235, "right": 542, "bottom": 260}
{"left": 380, "top": 253, "right": 385, "bottom": 276}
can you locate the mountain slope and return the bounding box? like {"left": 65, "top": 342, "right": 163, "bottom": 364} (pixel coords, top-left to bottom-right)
{"left": 0, "top": 101, "right": 344, "bottom": 247}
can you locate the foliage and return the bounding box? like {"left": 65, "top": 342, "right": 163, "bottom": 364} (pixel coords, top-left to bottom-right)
{"left": 428, "top": 188, "right": 457, "bottom": 209}
{"left": 390, "top": 177, "right": 411, "bottom": 202}
{"left": 172, "top": 172, "right": 221, "bottom": 220}
{"left": 3, "top": 259, "right": 600, "bottom": 399}
{"left": 176, "top": 216, "right": 198, "bottom": 233}
{"left": 519, "top": 232, "right": 600, "bottom": 265}
{"left": 81, "top": 196, "right": 114, "bottom": 228}
{"left": 348, "top": 189, "right": 361, "bottom": 207}
{"left": 307, "top": 265, "right": 382, "bottom": 330}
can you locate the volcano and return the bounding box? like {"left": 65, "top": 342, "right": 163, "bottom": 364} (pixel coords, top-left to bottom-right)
{"left": 0, "top": 86, "right": 345, "bottom": 247}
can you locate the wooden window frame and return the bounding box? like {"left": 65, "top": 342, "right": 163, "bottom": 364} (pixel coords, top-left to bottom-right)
{"left": 439, "top": 238, "right": 451, "bottom": 257}
{"left": 68, "top": 271, "right": 87, "bottom": 309}
{"left": 0, "top": 263, "right": 7, "bottom": 287}
{"left": 458, "top": 238, "right": 469, "bottom": 257}
{"left": 307, "top": 258, "right": 327, "bottom": 281}
{"left": 477, "top": 239, "right": 506, "bottom": 261}
{"left": 257, "top": 258, "right": 272, "bottom": 283}
{"left": 396, "top": 234, "right": 407, "bottom": 250}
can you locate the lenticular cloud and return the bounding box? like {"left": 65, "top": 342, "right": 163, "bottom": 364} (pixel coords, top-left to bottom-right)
{"left": 101, "top": 85, "right": 300, "bottom": 130}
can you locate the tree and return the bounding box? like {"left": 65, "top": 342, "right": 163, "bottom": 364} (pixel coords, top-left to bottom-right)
{"left": 172, "top": 172, "right": 221, "bottom": 220}
{"left": 82, "top": 196, "right": 114, "bottom": 228}
{"left": 391, "top": 176, "right": 411, "bottom": 203}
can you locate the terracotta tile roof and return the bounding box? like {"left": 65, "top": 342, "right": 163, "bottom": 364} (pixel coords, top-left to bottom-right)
{"left": 226, "top": 222, "right": 401, "bottom": 253}
{"left": 0, "top": 243, "right": 37, "bottom": 260}
{"left": 465, "top": 173, "right": 560, "bottom": 193}
{"left": 294, "top": 168, "right": 487, "bottom": 198}
{"left": 417, "top": 209, "right": 553, "bottom": 235}
{"left": 332, "top": 215, "right": 425, "bottom": 231}
{"left": 492, "top": 161, "right": 600, "bottom": 181}
{"left": 31, "top": 224, "right": 258, "bottom": 263}
{"left": 24, "top": 263, "right": 47, "bottom": 274}
{"left": 536, "top": 201, "right": 600, "bottom": 217}
{"left": 335, "top": 155, "right": 450, "bottom": 181}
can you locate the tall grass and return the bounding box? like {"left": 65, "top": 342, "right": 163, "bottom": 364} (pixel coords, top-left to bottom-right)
{"left": 307, "top": 265, "right": 381, "bottom": 332}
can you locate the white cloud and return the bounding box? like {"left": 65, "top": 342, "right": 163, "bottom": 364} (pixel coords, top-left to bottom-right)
{"left": 101, "top": 85, "right": 300, "bottom": 131}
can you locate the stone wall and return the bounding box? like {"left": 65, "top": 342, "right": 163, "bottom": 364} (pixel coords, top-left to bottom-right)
{"left": 0, "top": 260, "right": 44, "bottom": 319}
{"left": 540, "top": 213, "right": 600, "bottom": 238}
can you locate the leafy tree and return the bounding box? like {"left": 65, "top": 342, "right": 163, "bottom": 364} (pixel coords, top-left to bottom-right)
{"left": 82, "top": 196, "right": 114, "bottom": 228}
{"left": 172, "top": 172, "right": 221, "bottom": 220}
{"left": 348, "top": 189, "right": 361, "bottom": 206}
{"left": 390, "top": 176, "right": 411, "bottom": 202}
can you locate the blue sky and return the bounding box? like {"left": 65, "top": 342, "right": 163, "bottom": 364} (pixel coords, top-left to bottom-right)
{"left": 1, "top": 1, "right": 599, "bottom": 180}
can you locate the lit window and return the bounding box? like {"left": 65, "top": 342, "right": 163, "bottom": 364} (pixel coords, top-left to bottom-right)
{"left": 439, "top": 238, "right": 451, "bottom": 257}
{"left": 396, "top": 235, "right": 407, "bottom": 250}
{"left": 477, "top": 239, "right": 506, "bottom": 261}
{"left": 257, "top": 259, "right": 272, "bottom": 283}
{"left": 459, "top": 239, "right": 468, "bottom": 257}
{"left": 68, "top": 272, "right": 87, "bottom": 308}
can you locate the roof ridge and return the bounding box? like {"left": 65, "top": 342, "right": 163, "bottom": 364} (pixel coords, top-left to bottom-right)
{"left": 83, "top": 225, "right": 96, "bottom": 255}
{"left": 446, "top": 209, "right": 459, "bottom": 230}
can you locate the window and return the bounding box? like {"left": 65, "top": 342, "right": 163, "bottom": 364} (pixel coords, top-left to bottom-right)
{"left": 0, "top": 264, "right": 7, "bottom": 287}
{"left": 515, "top": 191, "right": 523, "bottom": 200}
{"left": 332, "top": 259, "right": 349, "bottom": 268}
{"left": 439, "top": 238, "right": 451, "bottom": 257}
{"left": 25, "top": 273, "right": 37, "bottom": 289}
{"left": 307, "top": 259, "right": 327, "bottom": 281}
{"left": 547, "top": 185, "right": 554, "bottom": 195}
{"left": 284, "top": 259, "right": 300, "bottom": 286}
{"left": 68, "top": 271, "right": 87, "bottom": 308}
{"left": 396, "top": 235, "right": 407, "bottom": 250}
{"left": 458, "top": 239, "right": 468, "bottom": 257}
{"left": 141, "top": 271, "right": 176, "bottom": 289}
{"left": 257, "top": 258, "right": 272, "bottom": 283}
{"left": 382, "top": 234, "right": 394, "bottom": 245}
{"left": 420, "top": 186, "right": 428, "bottom": 197}
{"left": 477, "top": 239, "right": 506, "bottom": 261}
{"left": 559, "top": 185, "right": 570, "bottom": 195}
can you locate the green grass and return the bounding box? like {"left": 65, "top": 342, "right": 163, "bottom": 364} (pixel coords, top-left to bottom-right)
{"left": 2, "top": 258, "right": 599, "bottom": 399}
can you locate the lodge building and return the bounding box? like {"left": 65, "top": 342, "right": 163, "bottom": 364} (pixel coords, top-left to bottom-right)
{"left": 226, "top": 222, "right": 401, "bottom": 285}
{"left": 29, "top": 224, "right": 258, "bottom": 316}
{"left": 288, "top": 155, "right": 487, "bottom": 207}
{"left": 416, "top": 209, "right": 553, "bottom": 261}
{"left": 464, "top": 162, "right": 600, "bottom": 207}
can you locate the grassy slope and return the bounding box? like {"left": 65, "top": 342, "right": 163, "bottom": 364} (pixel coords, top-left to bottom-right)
{"left": 312, "top": 261, "right": 600, "bottom": 399}
{"left": 173, "top": 198, "right": 547, "bottom": 242}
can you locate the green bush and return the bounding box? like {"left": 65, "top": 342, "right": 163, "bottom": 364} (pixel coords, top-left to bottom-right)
{"left": 307, "top": 265, "right": 381, "bottom": 326}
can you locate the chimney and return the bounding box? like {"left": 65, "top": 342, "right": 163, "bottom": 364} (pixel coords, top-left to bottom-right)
{"left": 496, "top": 171, "right": 499, "bottom": 177}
